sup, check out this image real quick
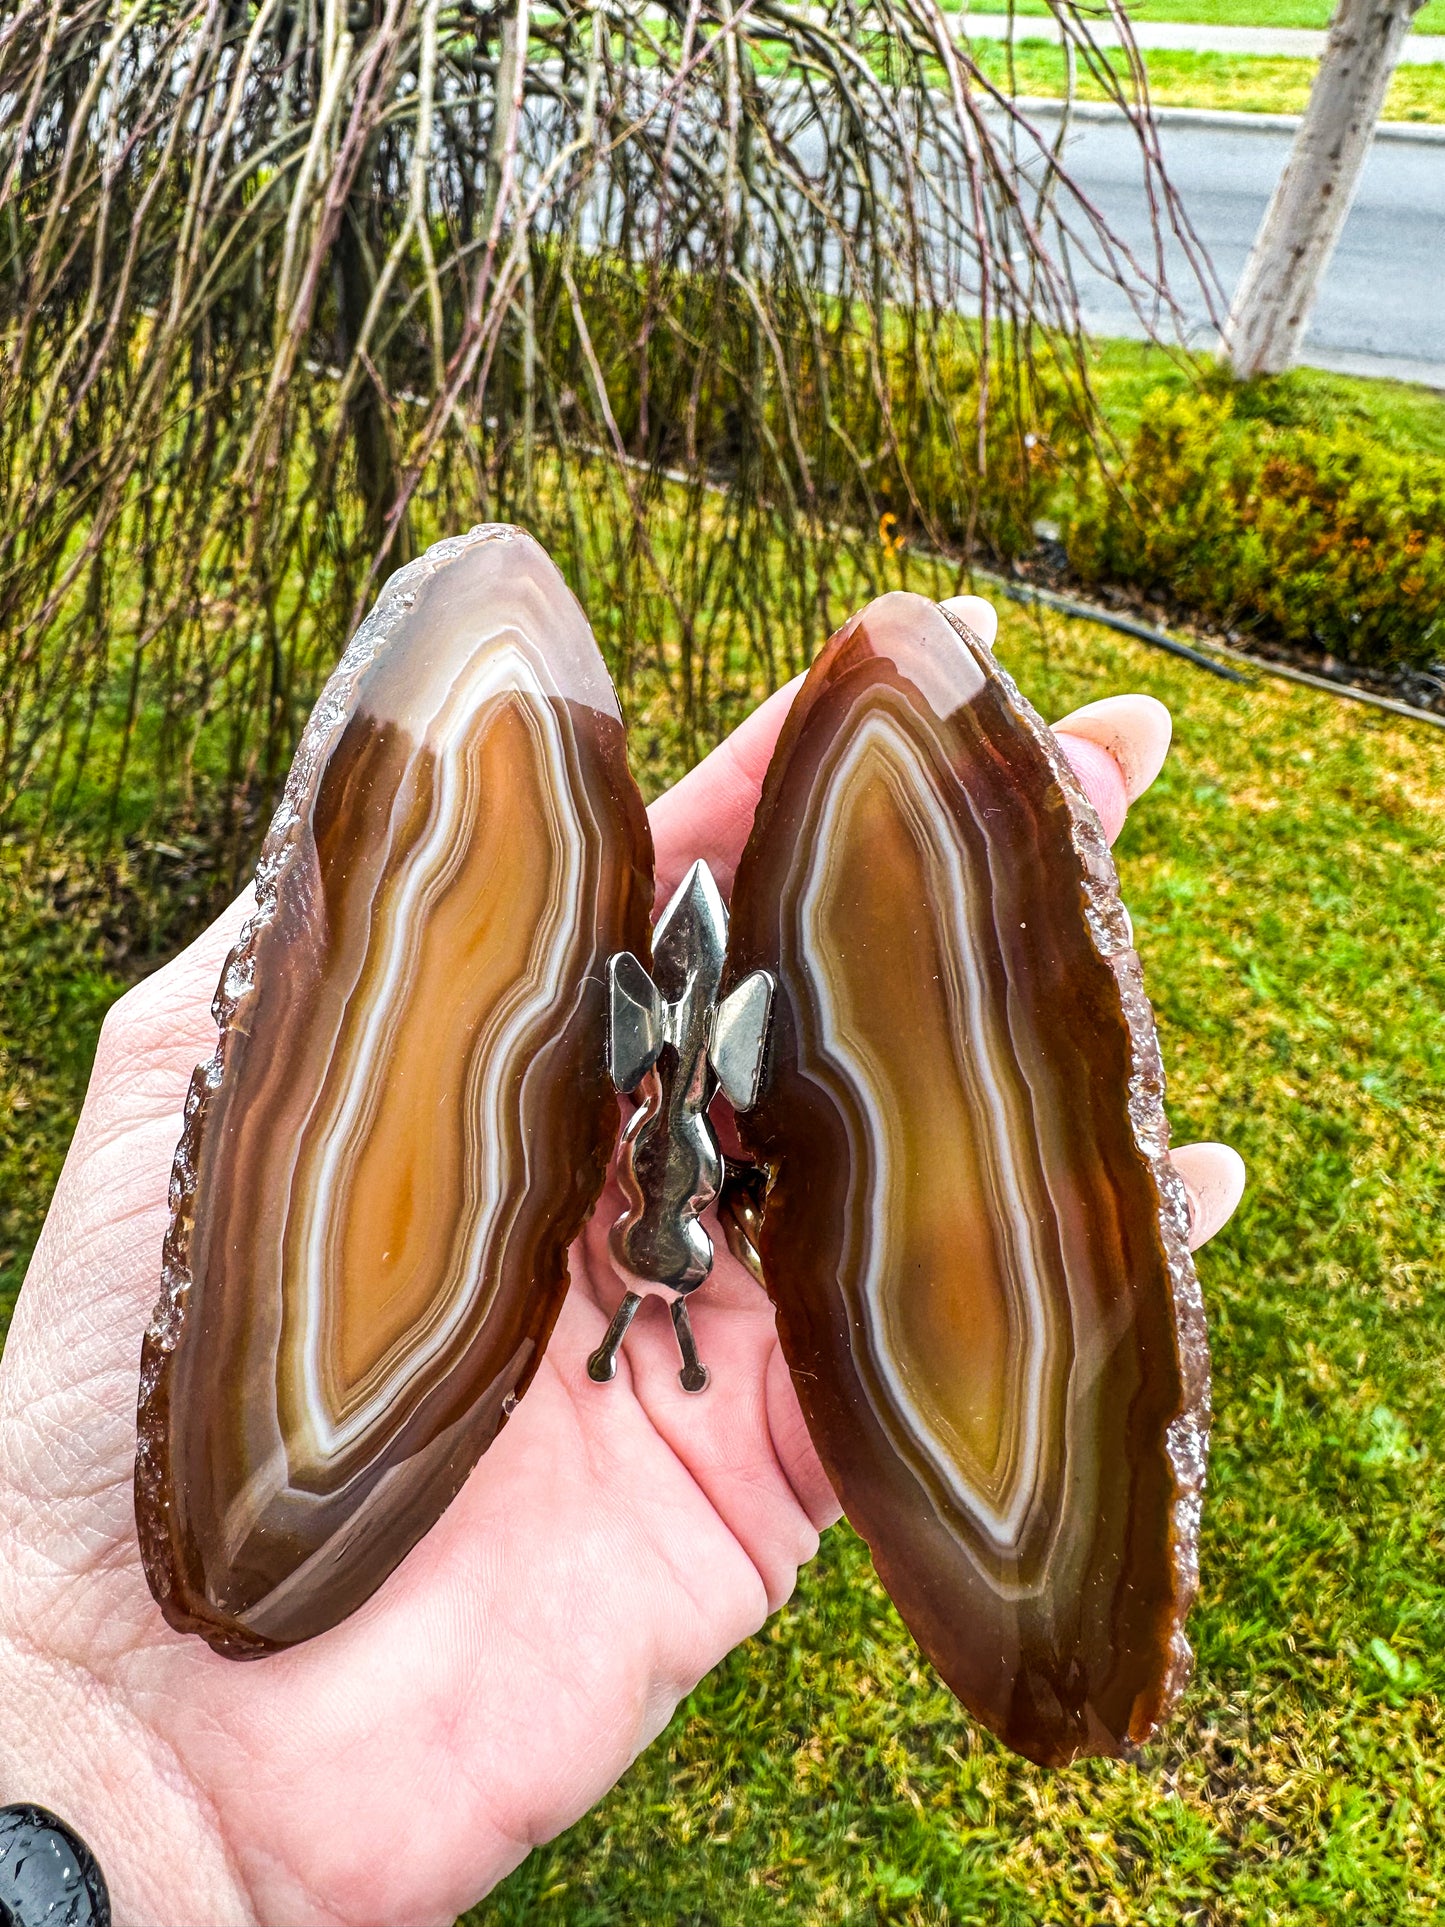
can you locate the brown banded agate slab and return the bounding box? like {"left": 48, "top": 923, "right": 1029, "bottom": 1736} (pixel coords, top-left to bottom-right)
{"left": 726, "top": 592, "right": 1209, "bottom": 1766}
{"left": 136, "top": 526, "right": 652, "bottom": 1656}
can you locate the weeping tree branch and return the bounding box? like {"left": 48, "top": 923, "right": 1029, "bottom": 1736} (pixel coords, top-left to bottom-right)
{"left": 0, "top": 0, "right": 1210, "bottom": 840}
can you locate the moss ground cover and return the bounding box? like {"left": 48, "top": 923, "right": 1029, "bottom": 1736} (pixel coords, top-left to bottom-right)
{"left": 3, "top": 553, "right": 1442, "bottom": 1920}
{"left": 973, "top": 38, "right": 1445, "bottom": 120}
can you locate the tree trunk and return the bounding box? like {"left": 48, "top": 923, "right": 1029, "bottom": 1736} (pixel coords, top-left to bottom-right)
{"left": 1225, "top": 0, "right": 1426, "bottom": 379}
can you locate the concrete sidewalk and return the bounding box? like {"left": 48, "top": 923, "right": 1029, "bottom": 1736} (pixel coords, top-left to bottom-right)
{"left": 958, "top": 11, "right": 1445, "bottom": 64}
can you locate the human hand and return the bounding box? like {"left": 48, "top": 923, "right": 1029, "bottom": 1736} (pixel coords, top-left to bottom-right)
{"left": 0, "top": 596, "right": 1244, "bottom": 1925}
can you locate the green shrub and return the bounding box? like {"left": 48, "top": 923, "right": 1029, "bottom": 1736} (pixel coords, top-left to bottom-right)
{"left": 1063, "top": 384, "right": 1445, "bottom": 672}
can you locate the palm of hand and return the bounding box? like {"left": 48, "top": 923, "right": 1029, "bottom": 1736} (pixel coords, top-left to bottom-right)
{"left": 0, "top": 663, "right": 1239, "bottom": 1926}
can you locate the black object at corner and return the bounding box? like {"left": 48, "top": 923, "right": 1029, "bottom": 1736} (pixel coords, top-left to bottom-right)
{"left": 0, "top": 1805, "right": 110, "bottom": 1927}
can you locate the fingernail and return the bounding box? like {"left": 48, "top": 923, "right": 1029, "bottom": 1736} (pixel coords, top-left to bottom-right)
{"left": 940, "top": 595, "right": 999, "bottom": 649}
{"left": 1054, "top": 695, "right": 1172, "bottom": 805}
{"left": 1169, "top": 1142, "right": 1247, "bottom": 1252}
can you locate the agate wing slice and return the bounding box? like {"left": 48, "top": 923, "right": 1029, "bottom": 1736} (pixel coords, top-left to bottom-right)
{"left": 726, "top": 592, "right": 1209, "bottom": 1766}
{"left": 137, "top": 526, "right": 653, "bottom": 1656}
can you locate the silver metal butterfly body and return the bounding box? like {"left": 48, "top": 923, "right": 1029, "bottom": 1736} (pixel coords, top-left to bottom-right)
{"left": 587, "top": 860, "right": 775, "bottom": 1393}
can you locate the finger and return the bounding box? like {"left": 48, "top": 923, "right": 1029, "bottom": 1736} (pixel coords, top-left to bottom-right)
{"left": 1169, "top": 1142, "right": 1246, "bottom": 1251}
{"left": 1057, "top": 694, "right": 1173, "bottom": 802}
{"left": 766, "top": 1343, "right": 844, "bottom": 1533}
{"left": 1053, "top": 694, "right": 1172, "bottom": 845}
{"left": 648, "top": 674, "right": 805, "bottom": 902}
{"left": 939, "top": 593, "right": 999, "bottom": 648}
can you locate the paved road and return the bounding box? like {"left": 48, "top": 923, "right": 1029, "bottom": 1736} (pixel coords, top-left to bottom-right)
{"left": 1008, "top": 105, "right": 1445, "bottom": 385}
{"left": 965, "top": 12, "right": 1445, "bottom": 63}
{"left": 565, "top": 75, "right": 1445, "bottom": 387}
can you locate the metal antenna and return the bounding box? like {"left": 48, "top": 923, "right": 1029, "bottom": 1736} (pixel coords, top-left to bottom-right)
{"left": 587, "top": 860, "right": 774, "bottom": 1393}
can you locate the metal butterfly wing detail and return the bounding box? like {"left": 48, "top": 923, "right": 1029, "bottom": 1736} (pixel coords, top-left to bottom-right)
{"left": 588, "top": 861, "right": 774, "bottom": 1392}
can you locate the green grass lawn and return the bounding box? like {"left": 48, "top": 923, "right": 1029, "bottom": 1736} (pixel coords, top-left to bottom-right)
{"left": 5, "top": 557, "right": 1443, "bottom": 1921}
{"left": 1080, "top": 339, "right": 1445, "bottom": 455}
{"left": 952, "top": 0, "right": 1445, "bottom": 34}
{"left": 975, "top": 37, "right": 1445, "bottom": 119}
{"left": 0, "top": 859, "right": 124, "bottom": 1322}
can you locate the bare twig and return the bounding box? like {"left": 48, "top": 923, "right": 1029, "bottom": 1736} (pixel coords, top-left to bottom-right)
{"left": 0, "top": 0, "right": 1210, "bottom": 835}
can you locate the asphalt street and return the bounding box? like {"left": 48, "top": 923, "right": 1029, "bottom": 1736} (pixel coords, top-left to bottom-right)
{"left": 550, "top": 75, "right": 1445, "bottom": 388}
{"left": 1011, "top": 105, "right": 1445, "bottom": 385}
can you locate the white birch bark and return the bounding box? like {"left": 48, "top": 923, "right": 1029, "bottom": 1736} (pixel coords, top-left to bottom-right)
{"left": 1225, "top": 0, "right": 1427, "bottom": 379}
